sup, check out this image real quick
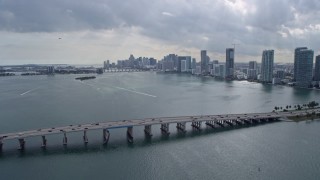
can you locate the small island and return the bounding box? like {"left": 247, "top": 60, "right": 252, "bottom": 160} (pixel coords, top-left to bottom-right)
{"left": 75, "top": 76, "right": 96, "bottom": 81}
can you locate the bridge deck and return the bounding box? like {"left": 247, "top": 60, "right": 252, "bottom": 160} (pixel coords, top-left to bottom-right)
{"left": 1, "top": 109, "right": 319, "bottom": 141}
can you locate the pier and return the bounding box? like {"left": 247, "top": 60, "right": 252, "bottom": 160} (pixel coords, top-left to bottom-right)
{"left": 0, "top": 109, "right": 319, "bottom": 152}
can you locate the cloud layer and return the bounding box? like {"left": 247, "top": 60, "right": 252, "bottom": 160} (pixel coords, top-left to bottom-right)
{"left": 0, "top": 0, "right": 319, "bottom": 64}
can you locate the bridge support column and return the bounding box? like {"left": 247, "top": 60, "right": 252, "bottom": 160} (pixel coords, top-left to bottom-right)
{"left": 191, "top": 121, "right": 202, "bottom": 130}
{"left": 63, "top": 132, "right": 67, "bottom": 146}
{"left": 83, "top": 130, "right": 88, "bottom": 144}
{"left": 160, "top": 123, "right": 170, "bottom": 135}
{"left": 176, "top": 122, "right": 186, "bottom": 133}
{"left": 18, "top": 138, "right": 25, "bottom": 150}
{"left": 144, "top": 125, "right": 152, "bottom": 136}
{"left": 225, "top": 120, "right": 234, "bottom": 126}
{"left": 216, "top": 120, "right": 224, "bottom": 127}
{"left": 0, "top": 137, "right": 3, "bottom": 152}
{"left": 127, "top": 127, "right": 133, "bottom": 143}
{"left": 103, "top": 129, "right": 110, "bottom": 145}
{"left": 205, "top": 121, "right": 215, "bottom": 128}
{"left": 41, "top": 136, "right": 47, "bottom": 148}
{"left": 235, "top": 119, "right": 243, "bottom": 125}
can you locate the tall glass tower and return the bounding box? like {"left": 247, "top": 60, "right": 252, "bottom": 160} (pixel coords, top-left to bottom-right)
{"left": 294, "top": 47, "right": 314, "bottom": 88}
{"left": 261, "top": 50, "right": 274, "bottom": 83}
{"left": 314, "top": 55, "right": 320, "bottom": 81}
{"left": 225, "top": 48, "right": 234, "bottom": 79}
{"left": 201, "top": 50, "right": 208, "bottom": 74}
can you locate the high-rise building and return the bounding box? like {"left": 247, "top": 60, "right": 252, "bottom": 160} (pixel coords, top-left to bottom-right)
{"left": 226, "top": 48, "right": 234, "bottom": 79}
{"left": 181, "top": 60, "right": 187, "bottom": 72}
{"left": 276, "top": 70, "right": 285, "bottom": 79}
{"left": 249, "top": 61, "right": 257, "bottom": 70}
{"left": 192, "top": 58, "right": 196, "bottom": 70}
{"left": 294, "top": 47, "right": 307, "bottom": 81}
{"left": 248, "top": 69, "right": 257, "bottom": 80}
{"left": 260, "top": 50, "right": 274, "bottom": 83}
{"left": 219, "top": 64, "right": 225, "bottom": 78}
{"left": 294, "top": 47, "right": 314, "bottom": 87}
{"left": 314, "top": 55, "right": 320, "bottom": 81}
{"left": 248, "top": 61, "right": 257, "bottom": 80}
{"left": 177, "top": 56, "right": 192, "bottom": 72}
{"left": 164, "top": 54, "right": 178, "bottom": 71}
{"left": 201, "top": 50, "right": 208, "bottom": 74}
{"left": 47, "top": 66, "right": 55, "bottom": 74}
{"left": 104, "top": 60, "right": 110, "bottom": 70}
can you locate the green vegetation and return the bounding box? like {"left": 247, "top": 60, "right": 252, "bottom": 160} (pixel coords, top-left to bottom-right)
{"left": 274, "top": 101, "right": 319, "bottom": 112}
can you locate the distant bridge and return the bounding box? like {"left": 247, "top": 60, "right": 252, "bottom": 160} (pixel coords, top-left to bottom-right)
{"left": 1, "top": 109, "right": 319, "bottom": 151}
{"left": 104, "top": 68, "right": 148, "bottom": 73}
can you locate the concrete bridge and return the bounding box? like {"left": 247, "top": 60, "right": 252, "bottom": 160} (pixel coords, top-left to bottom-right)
{"left": 0, "top": 109, "right": 319, "bottom": 151}
{"left": 104, "top": 69, "right": 148, "bottom": 73}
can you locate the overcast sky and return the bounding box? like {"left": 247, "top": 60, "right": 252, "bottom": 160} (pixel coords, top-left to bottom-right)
{"left": 0, "top": 0, "right": 319, "bottom": 65}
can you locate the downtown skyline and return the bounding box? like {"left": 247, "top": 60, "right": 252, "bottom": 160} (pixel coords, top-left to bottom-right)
{"left": 0, "top": 0, "right": 320, "bottom": 65}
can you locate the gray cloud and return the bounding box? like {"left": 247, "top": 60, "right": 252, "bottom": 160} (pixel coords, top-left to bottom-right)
{"left": 0, "top": 0, "right": 319, "bottom": 64}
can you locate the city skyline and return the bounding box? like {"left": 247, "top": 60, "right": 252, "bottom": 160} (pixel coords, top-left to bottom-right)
{"left": 0, "top": 0, "right": 320, "bottom": 65}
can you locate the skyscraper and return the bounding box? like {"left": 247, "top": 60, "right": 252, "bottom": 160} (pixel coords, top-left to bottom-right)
{"left": 314, "top": 55, "right": 320, "bottom": 81}
{"left": 249, "top": 61, "right": 257, "bottom": 70}
{"left": 260, "top": 50, "right": 274, "bottom": 83}
{"left": 192, "top": 58, "right": 196, "bottom": 70}
{"left": 248, "top": 61, "right": 258, "bottom": 80}
{"left": 226, "top": 48, "right": 234, "bottom": 79}
{"left": 294, "top": 47, "right": 314, "bottom": 87}
{"left": 201, "top": 50, "right": 208, "bottom": 74}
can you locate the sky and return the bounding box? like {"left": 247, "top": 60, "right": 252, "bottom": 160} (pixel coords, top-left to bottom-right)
{"left": 0, "top": 0, "right": 320, "bottom": 65}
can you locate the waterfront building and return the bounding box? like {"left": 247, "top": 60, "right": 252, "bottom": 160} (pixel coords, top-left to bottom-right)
{"left": 248, "top": 69, "right": 257, "bottom": 80}
{"left": 192, "top": 58, "right": 196, "bottom": 70}
{"left": 164, "top": 54, "right": 178, "bottom": 71}
{"left": 226, "top": 48, "right": 234, "bottom": 79}
{"left": 218, "top": 64, "right": 225, "bottom": 78}
{"left": 195, "top": 65, "right": 201, "bottom": 75}
{"left": 294, "top": 47, "right": 314, "bottom": 88}
{"left": 162, "top": 60, "right": 174, "bottom": 72}
{"left": 47, "top": 66, "right": 55, "bottom": 74}
{"left": 241, "top": 68, "right": 248, "bottom": 75}
{"left": 314, "top": 55, "right": 320, "bottom": 81}
{"left": 213, "top": 64, "right": 220, "bottom": 76}
{"left": 249, "top": 61, "right": 257, "bottom": 70}
{"left": 272, "top": 78, "right": 282, "bottom": 85}
{"left": 181, "top": 60, "right": 187, "bottom": 72}
{"left": 201, "top": 50, "right": 208, "bottom": 74}
{"left": 276, "top": 70, "right": 285, "bottom": 79}
{"left": 261, "top": 50, "right": 274, "bottom": 83}
{"left": 177, "top": 56, "right": 192, "bottom": 72}
{"left": 104, "top": 60, "right": 110, "bottom": 70}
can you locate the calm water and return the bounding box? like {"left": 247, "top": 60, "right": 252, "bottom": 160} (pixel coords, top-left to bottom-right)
{"left": 0, "top": 72, "right": 320, "bottom": 180}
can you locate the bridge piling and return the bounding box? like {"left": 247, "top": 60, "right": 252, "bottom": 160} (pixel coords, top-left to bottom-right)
{"left": 205, "top": 121, "right": 215, "bottom": 128}
{"left": 160, "top": 123, "right": 170, "bottom": 135}
{"left": 0, "top": 137, "right": 3, "bottom": 152}
{"left": 103, "top": 129, "right": 110, "bottom": 145}
{"left": 18, "top": 138, "right": 25, "bottom": 150}
{"left": 127, "top": 127, "right": 133, "bottom": 143}
{"left": 216, "top": 120, "right": 224, "bottom": 127}
{"left": 63, "top": 132, "right": 67, "bottom": 146}
{"left": 225, "top": 120, "right": 234, "bottom": 126}
{"left": 144, "top": 125, "right": 152, "bottom": 136}
{"left": 41, "top": 136, "right": 47, "bottom": 148}
{"left": 176, "top": 122, "right": 186, "bottom": 133}
{"left": 191, "top": 121, "right": 202, "bottom": 130}
{"left": 83, "top": 130, "right": 88, "bottom": 144}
